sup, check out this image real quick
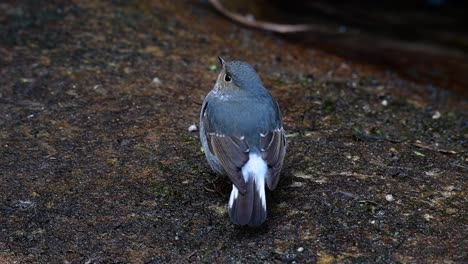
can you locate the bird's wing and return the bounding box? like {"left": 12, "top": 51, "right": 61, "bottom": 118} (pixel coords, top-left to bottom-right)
{"left": 201, "top": 102, "right": 249, "bottom": 194}
{"left": 209, "top": 134, "right": 250, "bottom": 194}
{"left": 260, "top": 127, "right": 286, "bottom": 190}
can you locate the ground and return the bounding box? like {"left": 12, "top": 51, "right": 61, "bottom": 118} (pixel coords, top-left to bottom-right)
{"left": 0, "top": 0, "right": 466, "bottom": 263}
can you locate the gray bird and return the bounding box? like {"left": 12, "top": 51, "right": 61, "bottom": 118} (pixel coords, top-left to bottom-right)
{"left": 200, "top": 57, "right": 287, "bottom": 226}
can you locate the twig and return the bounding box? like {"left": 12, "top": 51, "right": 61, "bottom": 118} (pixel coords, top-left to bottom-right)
{"left": 208, "top": 0, "right": 327, "bottom": 33}
{"left": 412, "top": 142, "right": 457, "bottom": 155}
{"left": 452, "top": 162, "right": 468, "bottom": 170}
{"left": 187, "top": 249, "right": 198, "bottom": 260}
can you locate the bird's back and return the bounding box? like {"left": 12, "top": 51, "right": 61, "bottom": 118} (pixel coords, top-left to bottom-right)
{"left": 205, "top": 90, "right": 281, "bottom": 148}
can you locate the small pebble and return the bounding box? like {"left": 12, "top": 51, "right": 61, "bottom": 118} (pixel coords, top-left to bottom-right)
{"left": 432, "top": 111, "right": 441, "bottom": 119}
{"left": 385, "top": 194, "right": 395, "bottom": 202}
{"left": 381, "top": 99, "right": 388, "bottom": 106}
{"left": 188, "top": 124, "right": 197, "bottom": 132}
{"left": 152, "top": 77, "right": 162, "bottom": 86}
{"left": 289, "top": 182, "right": 304, "bottom": 188}
{"left": 362, "top": 104, "right": 371, "bottom": 113}
{"left": 423, "top": 214, "right": 434, "bottom": 221}
{"left": 297, "top": 247, "right": 304, "bottom": 253}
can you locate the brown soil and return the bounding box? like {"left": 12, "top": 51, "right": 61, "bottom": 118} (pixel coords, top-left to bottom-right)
{"left": 0, "top": 0, "right": 466, "bottom": 263}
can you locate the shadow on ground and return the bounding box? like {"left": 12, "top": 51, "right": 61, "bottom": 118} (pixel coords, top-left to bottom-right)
{"left": 0, "top": 0, "right": 466, "bottom": 262}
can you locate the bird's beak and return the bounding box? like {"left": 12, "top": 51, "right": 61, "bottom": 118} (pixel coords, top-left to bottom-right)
{"left": 218, "top": 56, "right": 225, "bottom": 67}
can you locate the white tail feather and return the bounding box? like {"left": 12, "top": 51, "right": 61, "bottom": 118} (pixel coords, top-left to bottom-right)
{"left": 228, "top": 153, "right": 268, "bottom": 226}
{"left": 241, "top": 153, "right": 267, "bottom": 210}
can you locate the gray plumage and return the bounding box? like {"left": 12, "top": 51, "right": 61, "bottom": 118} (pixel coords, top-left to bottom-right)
{"left": 200, "top": 58, "right": 286, "bottom": 227}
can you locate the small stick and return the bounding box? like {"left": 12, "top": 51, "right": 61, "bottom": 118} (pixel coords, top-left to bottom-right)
{"left": 412, "top": 142, "right": 457, "bottom": 155}
{"left": 208, "top": 0, "right": 327, "bottom": 33}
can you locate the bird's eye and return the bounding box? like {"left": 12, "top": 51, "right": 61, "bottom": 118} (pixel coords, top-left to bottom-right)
{"left": 224, "top": 74, "right": 232, "bottom": 82}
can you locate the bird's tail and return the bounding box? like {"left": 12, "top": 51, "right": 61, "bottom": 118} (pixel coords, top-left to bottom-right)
{"left": 228, "top": 174, "right": 267, "bottom": 227}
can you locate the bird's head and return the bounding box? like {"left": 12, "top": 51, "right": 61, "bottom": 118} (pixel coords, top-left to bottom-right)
{"left": 215, "top": 57, "right": 263, "bottom": 93}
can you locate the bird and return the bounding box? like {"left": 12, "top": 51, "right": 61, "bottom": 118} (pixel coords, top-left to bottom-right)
{"left": 199, "top": 57, "right": 286, "bottom": 226}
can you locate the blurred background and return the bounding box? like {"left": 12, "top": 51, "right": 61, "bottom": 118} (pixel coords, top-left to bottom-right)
{"left": 216, "top": 0, "right": 468, "bottom": 98}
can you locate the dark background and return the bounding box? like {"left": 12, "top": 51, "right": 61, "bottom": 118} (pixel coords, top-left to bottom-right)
{"left": 223, "top": 0, "right": 468, "bottom": 98}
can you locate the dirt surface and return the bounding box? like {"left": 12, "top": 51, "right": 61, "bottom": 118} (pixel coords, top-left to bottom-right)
{"left": 0, "top": 0, "right": 467, "bottom": 263}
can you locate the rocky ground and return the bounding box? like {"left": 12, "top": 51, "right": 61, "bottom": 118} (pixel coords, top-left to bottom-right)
{"left": 0, "top": 0, "right": 466, "bottom": 263}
